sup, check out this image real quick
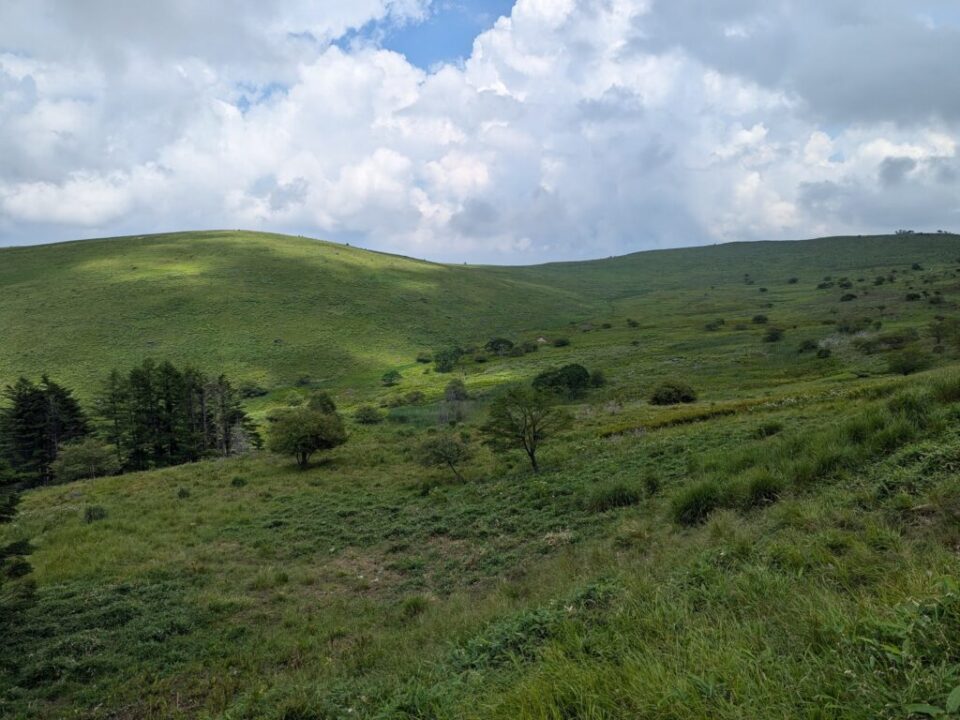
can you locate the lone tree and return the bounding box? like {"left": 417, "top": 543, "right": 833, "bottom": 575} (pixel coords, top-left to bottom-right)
{"left": 381, "top": 370, "right": 402, "bottom": 387}
{"left": 532, "top": 364, "right": 591, "bottom": 398}
{"left": 268, "top": 407, "right": 347, "bottom": 469}
{"left": 419, "top": 434, "right": 472, "bottom": 481}
{"left": 485, "top": 338, "right": 515, "bottom": 356}
{"left": 481, "top": 386, "right": 568, "bottom": 473}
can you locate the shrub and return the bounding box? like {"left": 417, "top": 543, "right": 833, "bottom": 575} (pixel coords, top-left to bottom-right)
{"left": 268, "top": 407, "right": 348, "bottom": 469}
{"left": 307, "top": 391, "right": 337, "bottom": 414}
{"left": 485, "top": 338, "right": 515, "bottom": 356}
{"left": 589, "top": 370, "right": 607, "bottom": 388}
{"left": 239, "top": 382, "right": 269, "bottom": 398}
{"left": 444, "top": 379, "right": 469, "bottom": 402}
{"left": 787, "top": 277, "right": 799, "bottom": 284}
{"left": 230, "top": 476, "right": 247, "bottom": 488}
{"left": 177, "top": 487, "right": 190, "bottom": 499}
{"left": 627, "top": 319, "right": 639, "bottom": 328}
{"left": 798, "top": 339, "right": 818, "bottom": 353}
{"left": 763, "top": 327, "right": 785, "bottom": 342}
{"left": 905, "top": 293, "right": 922, "bottom": 301}
{"left": 434, "top": 347, "right": 464, "bottom": 373}
{"left": 552, "top": 338, "right": 571, "bottom": 347}
{"left": 419, "top": 434, "right": 472, "bottom": 481}
{"left": 840, "top": 293, "right": 857, "bottom": 302}
{"left": 649, "top": 380, "right": 697, "bottom": 405}
{"left": 672, "top": 480, "right": 725, "bottom": 526}
{"left": 533, "top": 364, "right": 591, "bottom": 397}
{"left": 520, "top": 340, "right": 539, "bottom": 354}
{"left": 83, "top": 506, "right": 107, "bottom": 523}
{"left": 887, "top": 349, "right": 930, "bottom": 376}
{"left": 585, "top": 483, "right": 641, "bottom": 513}
{"left": 816, "top": 348, "right": 832, "bottom": 359}
{"left": 474, "top": 354, "right": 488, "bottom": 363}
{"left": 354, "top": 405, "right": 383, "bottom": 425}
{"left": 381, "top": 370, "right": 402, "bottom": 387}
{"left": 415, "top": 352, "right": 433, "bottom": 364}
{"left": 405, "top": 391, "right": 426, "bottom": 405}
{"left": 704, "top": 319, "right": 725, "bottom": 331}
{"left": 752, "top": 314, "right": 768, "bottom": 324}
{"left": 52, "top": 439, "right": 121, "bottom": 483}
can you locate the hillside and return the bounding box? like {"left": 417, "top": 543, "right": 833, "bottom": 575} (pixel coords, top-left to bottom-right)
{"left": 2, "top": 230, "right": 960, "bottom": 396}
{"left": 3, "top": 231, "right": 960, "bottom": 719}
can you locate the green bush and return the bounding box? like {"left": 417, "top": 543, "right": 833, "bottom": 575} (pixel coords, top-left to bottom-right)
{"left": 671, "top": 480, "right": 725, "bottom": 526}
{"left": 354, "top": 405, "right": 383, "bottom": 425}
{"left": 415, "top": 352, "right": 433, "bottom": 364}
{"left": 763, "top": 327, "right": 785, "bottom": 342}
{"left": 585, "top": 482, "right": 641, "bottom": 513}
{"left": 887, "top": 349, "right": 930, "bottom": 376}
{"left": 552, "top": 337, "right": 570, "bottom": 347}
{"left": 83, "top": 506, "right": 107, "bottom": 523}
{"left": 589, "top": 370, "right": 607, "bottom": 388}
{"left": 533, "top": 364, "right": 590, "bottom": 397}
{"left": 649, "top": 380, "right": 697, "bottom": 406}
{"left": 752, "top": 314, "right": 768, "bottom": 324}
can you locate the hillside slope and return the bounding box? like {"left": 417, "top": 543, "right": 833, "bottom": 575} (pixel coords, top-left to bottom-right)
{"left": 2, "top": 230, "right": 959, "bottom": 396}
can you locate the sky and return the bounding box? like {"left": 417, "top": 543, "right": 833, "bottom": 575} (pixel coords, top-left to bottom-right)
{"left": 1, "top": 1, "right": 959, "bottom": 263}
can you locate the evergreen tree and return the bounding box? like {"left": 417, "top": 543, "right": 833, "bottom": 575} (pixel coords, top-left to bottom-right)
{"left": 0, "top": 376, "right": 89, "bottom": 484}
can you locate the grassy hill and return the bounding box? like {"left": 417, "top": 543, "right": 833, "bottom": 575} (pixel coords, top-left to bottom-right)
{"left": 3, "top": 230, "right": 960, "bottom": 719}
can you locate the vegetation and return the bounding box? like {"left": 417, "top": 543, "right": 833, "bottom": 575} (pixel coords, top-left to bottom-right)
{"left": 531, "top": 363, "right": 591, "bottom": 397}
{"left": 481, "top": 386, "right": 567, "bottom": 473}
{"left": 5, "top": 231, "right": 960, "bottom": 718}
{"left": 266, "top": 406, "right": 347, "bottom": 469}
{"left": 649, "top": 380, "right": 697, "bottom": 405}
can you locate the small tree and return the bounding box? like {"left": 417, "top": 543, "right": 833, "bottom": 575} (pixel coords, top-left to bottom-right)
{"left": 649, "top": 380, "right": 697, "bottom": 406}
{"left": 51, "top": 438, "right": 121, "bottom": 483}
{"left": 419, "top": 434, "right": 472, "bottom": 481}
{"left": 268, "top": 407, "right": 347, "bottom": 469}
{"left": 381, "top": 370, "right": 402, "bottom": 387}
{"left": 434, "top": 348, "right": 463, "bottom": 373}
{"left": 444, "top": 379, "right": 469, "bottom": 402}
{"left": 481, "top": 386, "right": 568, "bottom": 473}
{"left": 485, "top": 338, "right": 515, "bottom": 356}
{"left": 532, "top": 364, "right": 590, "bottom": 398}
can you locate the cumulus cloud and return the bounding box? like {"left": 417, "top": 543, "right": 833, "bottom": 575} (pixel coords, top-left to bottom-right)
{"left": 0, "top": 0, "right": 959, "bottom": 261}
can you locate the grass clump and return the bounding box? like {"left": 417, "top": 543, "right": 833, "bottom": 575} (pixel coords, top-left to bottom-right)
{"left": 585, "top": 482, "right": 642, "bottom": 513}
{"left": 671, "top": 480, "right": 726, "bottom": 526}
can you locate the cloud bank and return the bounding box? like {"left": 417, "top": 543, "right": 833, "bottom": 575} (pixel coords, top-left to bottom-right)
{"left": 1, "top": 0, "right": 959, "bottom": 262}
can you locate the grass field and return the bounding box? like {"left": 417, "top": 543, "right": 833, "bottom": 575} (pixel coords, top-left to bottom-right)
{"left": 3, "top": 230, "right": 960, "bottom": 719}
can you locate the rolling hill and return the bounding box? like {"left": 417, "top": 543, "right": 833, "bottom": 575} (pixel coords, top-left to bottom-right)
{"left": 3, "top": 230, "right": 960, "bottom": 719}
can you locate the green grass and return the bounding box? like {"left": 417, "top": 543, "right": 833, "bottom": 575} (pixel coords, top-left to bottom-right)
{"left": 3, "top": 230, "right": 960, "bottom": 718}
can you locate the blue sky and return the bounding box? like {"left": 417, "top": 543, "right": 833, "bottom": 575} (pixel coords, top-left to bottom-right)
{"left": 375, "top": 0, "right": 516, "bottom": 69}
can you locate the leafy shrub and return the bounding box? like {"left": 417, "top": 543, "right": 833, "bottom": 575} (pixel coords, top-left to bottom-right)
{"left": 230, "top": 476, "right": 247, "bottom": 488}
{"left": 905, "top": 293, "right": 922, "bottom": 301}
{"left": 381, "top": 370, "right": 402, "bottom": 387}
{"left": 627, "top": 319, "right": 639, "bottom": 328}
{"left": 83, "top": 506, "right": 107, "bottom": 523}
{"left": 798, "top": 339, "right": 818, "bottom": 353}
{"left": 238, "top": 382, "right": 269, "bottom": 398}
{"left": 788, "top": 277, "right": 799, "bottom": 284}
{"left": 649, "top": 380, "right": 697, "bottom": 405}
{"left": 816, "top": 348, "right": 832, "bottom": 359}
{"left": 585, "top": 482, "right": 641, "bottom": 512}
{"left": 704, "top": 319, "right": 725, "bottom": 331}
{"left": 520, "top": 340, "right": 539, "bottom": 354}
{"left": 672, "top": 480, "right": 725, "bottom": 526}
{"left": 840, "top": 293, "right": 858, "bottom": 302}
{"left": 763, "top": 327, "right": 785, "bottom": 342}
{"left": 485, "top": 338, "right": 514, "bottom": 356}
{"left": 354, "top": 405, "right": 383, "bottom": 425}
{"left": 888, "top": 349, "right": 930, "bottom": 376}
{"left": 444, "top": 379, "right": 469, "bottom": 401}
{"left": 552, "top": 337, "right": 570, "bottom": 347}
{"left": 474, "top": 354, "right": 488, "bottom": 363}
{"left": 177, "top": 487, "right": 190, "bottom": 499}
{"left": 434, "top": 347, "right": 464, "bottom": 373}
{"left": 415, "top": 352, "right": 433, "bottom": 364}
{"left": 589, "top": 370, "right": 607, "bottom": 388}
{"left": 533, "top": 364, "right": 590, "bottom": 397}
{"left": 752, "top": 314, "right": 768, "bottom": 324}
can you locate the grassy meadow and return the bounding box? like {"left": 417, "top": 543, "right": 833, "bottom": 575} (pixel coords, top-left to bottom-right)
{"left": 3, "top": 230, "right": 960, "bottom": 718}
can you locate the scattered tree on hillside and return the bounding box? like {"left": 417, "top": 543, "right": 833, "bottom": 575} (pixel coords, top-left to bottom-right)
{"left": 481, "top": 386, "right": 568, "bottom": 473}
{"left": 307, "top": 391, "right": 337, "bottom": 414}
{"left": 434, "top": 347, "right": 464, "bottom": 373}
{"left": 485, "top": 338, "right": 515, "bottom": 356}
{"left": 532, "top": 364, "right": 591, "bottom": 398}
{"left": 0, "top": 376, "right": 89, "bottom": 484}
{"left": 268, "top": 406, "right": 347, "bottom": 469}
{"left": 354, "top": 405, "right": 382, "bottom": 425}
{"left": 381, "top": 370, "right": 402, "bottom": 387}
{"left": 419, "top": 434, "right": 473, "bottom": 481}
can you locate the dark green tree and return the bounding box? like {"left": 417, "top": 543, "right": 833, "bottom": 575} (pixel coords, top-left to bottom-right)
{"left": 0, "top": 376, "right": 89, "bottom": 484}
{"left": 419, "top": 434, "right": 472, "bottom": 481}
{"left": 268, "top": 407, "right": 347, "bottom": 469}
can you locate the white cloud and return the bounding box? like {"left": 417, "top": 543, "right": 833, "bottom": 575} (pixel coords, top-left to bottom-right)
{"left": 0, "top": 0, "right": 959, "bottom": 261}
